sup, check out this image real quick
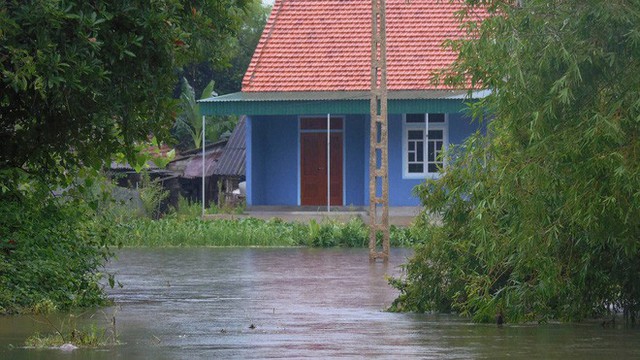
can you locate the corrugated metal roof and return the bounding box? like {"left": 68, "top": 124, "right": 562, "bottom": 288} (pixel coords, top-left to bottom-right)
{"left": 168, "top": 139, "right": 228, "bottom": 178}
{"left": 182, "top": 150, "right": 223, "bottom": 179}
{"left": 110, "top": 160, "right": 161, "bottom": 171}
{"left": 213, "top": 117, "right": 246, "bottom": 177}
{"left": 198, "top": 90, "right": 490, "bottom": 116}
{"left": 179, "top": 139, "right": 228, "bottom": 156}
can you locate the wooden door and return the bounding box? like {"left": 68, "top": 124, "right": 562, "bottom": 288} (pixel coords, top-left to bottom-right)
{"left": 300, "top": 132, "right": 343, "bottom": 206}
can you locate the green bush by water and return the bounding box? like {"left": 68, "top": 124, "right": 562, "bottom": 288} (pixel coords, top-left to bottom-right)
{"left": 0, "top": 183, "right": 117, "bottom": 314}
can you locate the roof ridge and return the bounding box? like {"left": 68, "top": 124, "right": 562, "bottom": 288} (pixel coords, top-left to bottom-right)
{"left": 242, "top": 0, "right": 287, "bottom": 91}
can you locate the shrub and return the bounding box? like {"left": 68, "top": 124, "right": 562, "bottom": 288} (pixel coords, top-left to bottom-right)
{"left": 0, "top": 185, "right": 117, "bottom": 314}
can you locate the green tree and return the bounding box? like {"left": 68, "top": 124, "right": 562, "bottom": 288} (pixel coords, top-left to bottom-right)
{"left": 174, "top": 77, "right": 215, "bottom": 149}
{"left": 214, "top": 0, "right": 270, "bottom": 94}
{"left": 0, "top": 0, "right": 249, "bottom": 313}
{"left": 1, "top": 0, "right": 248, "bottom": 188}
{"left": 392, "top": 0, "right": 640, "bottom": 323}
{"left": 172, "top": 77, "right": 238, "bottom": 150}
{"left": 172, "top": 0, "right": 268, "bottom": 150}
{"left": 180, "top": 0, "right": 270, "bottom": 96}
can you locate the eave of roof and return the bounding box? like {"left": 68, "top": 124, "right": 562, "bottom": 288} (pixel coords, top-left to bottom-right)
{"left": 198, "top": 90, "right": 490, "bottom": 116}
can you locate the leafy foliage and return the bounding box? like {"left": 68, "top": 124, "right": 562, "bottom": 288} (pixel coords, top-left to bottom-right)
{"left": 173, "top": 77, "right": 237, "bottom": 150}
{"left": 392, "top": 0, "right": 640, "bottom": 323}
{"left": 0, "top": 0, "right": 248, "bottom": 313}
{"left": 179, "top": 0, "right": 270, "bottom": 96}
{"left": 174, "top": 77, "right": 215, "bottom": 149}
{"left": 138, "top": 171, "right": 170, "bottom": 219}
{"left": 25, "top": 312, "right": 118, "bottom": 348}
{"left": 172, "top": 1, "right": 269, "bottom": 150}
{"left": 0, "top": 182, "right": 117, "bottom": 314}
{"left": 1, "top": 0, "right": 249, "bottom": 187}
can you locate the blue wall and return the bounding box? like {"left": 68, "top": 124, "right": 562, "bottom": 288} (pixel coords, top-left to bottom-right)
{"left": 388, "top": 114, "right": 420, "bottom": 206}
{"left": 249, "top": 115, "right": 299, "bottom": 205}
{"left": 344, "top": 115, "right": 366, "bottom": 206}
{"left": 449, "top": 112, "right": 483, "bottom": 144}
{"left": 365, "top": 112, "right": 481, "bottom": 206}
{"left": 247, "top": 112, "right": 480, "bottom": 207}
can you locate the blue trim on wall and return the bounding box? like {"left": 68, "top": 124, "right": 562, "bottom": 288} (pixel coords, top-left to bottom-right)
{"left": 251, "top": 117, "right": 265, "bottom": 204}
{"left": 388, "top": 114, "right": 422, "bottom": 206}
{"left": 343, "top": 119, "right": 347, "bottom": 204}
{"left": 363, "top": 117, "right": 370, "bottom": 207}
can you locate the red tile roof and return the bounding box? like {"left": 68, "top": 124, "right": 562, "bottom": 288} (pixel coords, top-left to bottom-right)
{"left": 242, "top": 0, "right": 484, "bottom": 92}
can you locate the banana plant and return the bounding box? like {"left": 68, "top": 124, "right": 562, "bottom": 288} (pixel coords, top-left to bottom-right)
{"left": 174, "top": 77, "right": 216, "bottom": 149}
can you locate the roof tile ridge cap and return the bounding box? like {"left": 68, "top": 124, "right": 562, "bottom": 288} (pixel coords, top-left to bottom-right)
{"left": 241, "top": 0, "right": 288, "bottom": 92}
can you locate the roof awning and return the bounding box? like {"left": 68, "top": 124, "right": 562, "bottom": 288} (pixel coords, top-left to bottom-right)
{"left": 198, "top": 90, "right": 490, "bottom": 116}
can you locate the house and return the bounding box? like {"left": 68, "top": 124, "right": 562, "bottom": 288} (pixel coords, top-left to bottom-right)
{"left": 199, "top": 0, "right": 487, "bottom": 212}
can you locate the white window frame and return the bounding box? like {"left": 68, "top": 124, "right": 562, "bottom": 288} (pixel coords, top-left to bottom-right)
{"left": 402, "top": 113, "right": 449, "bottom": 179}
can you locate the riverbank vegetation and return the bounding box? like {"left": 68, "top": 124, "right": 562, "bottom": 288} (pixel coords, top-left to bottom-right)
{"left": 108, "top": 195, "right": 416, "bottom": 248}
{"left": 391, "top": 0, "right": 640, "bottom": 323}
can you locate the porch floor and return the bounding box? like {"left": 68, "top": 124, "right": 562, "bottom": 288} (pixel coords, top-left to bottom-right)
{"left": 203, "top": 206, "right": 423, "bottom": 226}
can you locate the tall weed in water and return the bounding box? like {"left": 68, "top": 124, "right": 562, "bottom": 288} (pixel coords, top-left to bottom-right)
{"left": 138, "top": 171, "right": 169, "bottom": 219}
{"left": 25, "top": 311, "right": 119, "bottom": 348}
{"left": 172, "top": 196, "right": 202, "bottom": 219}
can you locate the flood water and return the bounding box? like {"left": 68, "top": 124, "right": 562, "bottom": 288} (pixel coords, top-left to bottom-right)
{"left": 1, "top": 248, "right": 639, "bottom": 359}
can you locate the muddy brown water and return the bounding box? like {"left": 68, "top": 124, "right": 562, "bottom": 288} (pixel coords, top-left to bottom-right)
{"left": 1, "top": 248, "right": 639, "bottom": 359}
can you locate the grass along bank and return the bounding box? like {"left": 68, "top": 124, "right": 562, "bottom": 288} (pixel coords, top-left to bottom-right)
{"left": 113, "top": 215, "right": 417, "bottom": 248}
{"left": 107, "top": 191, "right": 419, "bottom": 248}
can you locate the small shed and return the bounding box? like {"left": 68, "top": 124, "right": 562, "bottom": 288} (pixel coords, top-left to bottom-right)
{"left": 167, "top": 139, "right": 228, "bottom": 206}
{"left": 108, "top": 159, "right": 181, "bottom": 215}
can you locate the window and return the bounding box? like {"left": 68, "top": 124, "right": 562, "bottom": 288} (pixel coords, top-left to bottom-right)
{"left": 403, "top": 113, "right": 448, "bottom": 178}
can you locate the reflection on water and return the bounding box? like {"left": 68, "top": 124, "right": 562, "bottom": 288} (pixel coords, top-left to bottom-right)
{"left": 1, "top": 248, "right": 639, "bottom": 359}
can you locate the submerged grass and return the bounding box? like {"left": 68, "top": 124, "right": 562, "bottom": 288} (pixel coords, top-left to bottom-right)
{"left": 25, "top": 312, "right": 118, "bottom": 349}
{"left": 25, "top": 325, "right": 114, "bottom": 348}
{"left": 113, "top": 215, "right": 418, "bottom": 248}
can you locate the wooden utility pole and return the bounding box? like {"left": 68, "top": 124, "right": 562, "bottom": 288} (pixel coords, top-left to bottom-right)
{"left": 369, "top": 0, "right": 390, "bottom": 261}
